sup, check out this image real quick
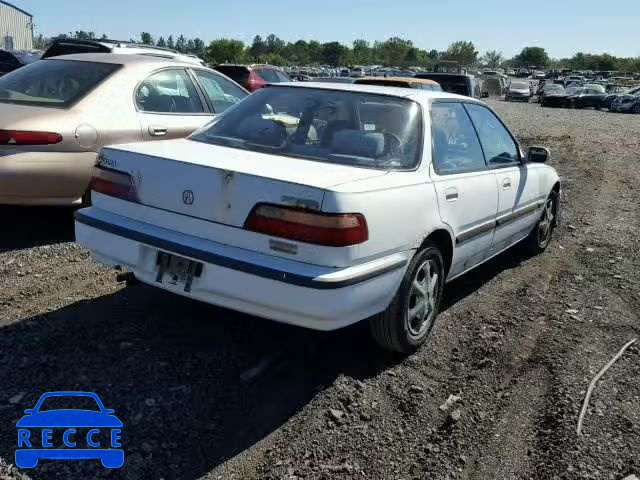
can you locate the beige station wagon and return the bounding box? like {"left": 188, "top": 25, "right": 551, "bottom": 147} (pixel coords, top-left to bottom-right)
{"left": 0, "top": 53, "right": 248, "bottom": 206}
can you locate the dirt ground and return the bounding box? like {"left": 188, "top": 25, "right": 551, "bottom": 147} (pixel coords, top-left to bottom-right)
{"left": 0, "top": 100, "right": 639, "bottom": 480}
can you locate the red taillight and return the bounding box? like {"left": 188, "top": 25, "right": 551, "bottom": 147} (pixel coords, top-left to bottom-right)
{"left": 0, "top": 130, "right": 62, "bottom": 145}
{"left": 244, "top": 204, "right": 368, "bottom": 247}
{"left": 90, "top": 166, "right": 137, "bottom": 201}
{"left": 246, "top": 71, "right": 267, "bottom": 91}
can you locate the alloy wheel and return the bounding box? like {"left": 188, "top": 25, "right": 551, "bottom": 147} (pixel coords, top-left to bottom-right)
{"left": 538, "top": 198, "right": 556, "bottom": 246}
{"left": 406, "top": 258, "right": 440, "bottom": 337}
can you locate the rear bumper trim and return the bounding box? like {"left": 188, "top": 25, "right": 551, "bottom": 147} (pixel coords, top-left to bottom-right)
{"left": 74, "top": 211, "right": 407, "bottom": 290}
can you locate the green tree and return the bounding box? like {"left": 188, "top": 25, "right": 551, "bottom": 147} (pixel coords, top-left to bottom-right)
{"left": 140, "top": 32, "right": 154, "bottom": 45}
{"left": 481, "top": 50, "right": 504, "bottom": 69}
{"left": 373, "top": 37, "right": 413, "bottom": 66}
{"left": 321, "top": 41, "right": 350, "bottom": 66}
{"left": 156, "top": 36, "right": 166, "bottom": 48}
{"left": 265, "top": 34, "right": 285, "bottom": 55}
{"left": 175, "top": 34, "right": 187, "bottom": 53}
{"left": 443, "top": 41, "right": 478, "bottom": 66}
{"left": 515, "top": 46, "right": 549, "bottom": 67}
{"left": 206, "top": 38, "right": 246, "bottom": 64}
{"left": 100, "top": 33, "right": 108, "bottom": 40}
{"left": 249, "top": 35, "right": 266, "bottom": 61}
{"left": 352, "top": 39, "right": 371, "bottom": 65}
{"left": 167, "top": 35, "right": 174, "bottom": 50}
{"left": 192, "top": 38, "right": 206, "bottom": 58}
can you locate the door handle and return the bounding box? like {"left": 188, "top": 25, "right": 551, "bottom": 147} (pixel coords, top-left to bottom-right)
{"left": 149, "top": 125, "right": 168, "bottom": 137}
{"left": 445, "top": 187, "right": 459, "bottom": 202}
{"left": 502, "top": 178, "right": 512, "bottom": 189}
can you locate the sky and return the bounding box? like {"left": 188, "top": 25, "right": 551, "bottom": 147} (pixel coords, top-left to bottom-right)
{"left": 12, "top": 0, "right": 640, "bottom": 59}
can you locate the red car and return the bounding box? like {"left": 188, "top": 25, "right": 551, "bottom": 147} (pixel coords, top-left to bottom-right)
{"left": 213, "top": 64, "right": 291, "bottom": 92}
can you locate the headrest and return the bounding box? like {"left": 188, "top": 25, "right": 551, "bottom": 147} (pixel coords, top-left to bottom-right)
{"left": 331, "top": 129, "right": 385, "bottom": 158}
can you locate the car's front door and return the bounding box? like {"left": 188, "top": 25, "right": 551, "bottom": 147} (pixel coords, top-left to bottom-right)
{"left": 135, "top": 68, "right": 213, "bottom": 141}
{"left": 464, "top": 103, "right": 543, "bottom": 256}
{"left": 429, "top": 101, "right": 499, "bottom": 278}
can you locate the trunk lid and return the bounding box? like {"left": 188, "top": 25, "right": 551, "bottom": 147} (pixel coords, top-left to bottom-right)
{"left": 100, "top": 139, "right": 387, "bottom": 227}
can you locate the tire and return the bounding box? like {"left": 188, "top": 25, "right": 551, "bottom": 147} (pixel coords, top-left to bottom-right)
{"left": 633, "top": 104, "right": 640, "bottom": 114}
{"left": 523, "top": 191, "right": 559, "bottom": 256}
{"left": 370, "top": 242, "right": 445, "bottom": 354}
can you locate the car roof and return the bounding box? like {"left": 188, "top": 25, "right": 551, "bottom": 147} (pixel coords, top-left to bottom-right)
{"left": 270, "top": 82, "right": 470, "bottom": 102}
{"left": 42, "top": 53, "right": 199, "bottom": 68}
{"left": 357, "top": 76, "right": 439, "bottom": 85}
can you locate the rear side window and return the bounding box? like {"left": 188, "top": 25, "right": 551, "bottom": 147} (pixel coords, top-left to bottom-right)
{"left": 136, "top": 69, "right": 204, "bottom": 114}
{"left": 255, "top": 68, "right": 280, "bottom": 83}
{"left": 191, "top": 69, "right": 247, "bottom": 113}
{"left": 213, "top": 66, "right": 249, "bottom": 86}
{"left": 0, "top": 59, "right": 120, "bottom": 107}
{"left": 430, "top": 102, "right": 486, "bottom": 174}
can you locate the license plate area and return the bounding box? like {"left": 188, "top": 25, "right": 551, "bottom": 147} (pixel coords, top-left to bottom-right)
{"left": 155, "top": 252, "right": 203, "bottom": 292}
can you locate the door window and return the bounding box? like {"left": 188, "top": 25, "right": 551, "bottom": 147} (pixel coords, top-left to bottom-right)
{"left": 255, "top": 68, "right": 280, "bottom": 83}
{"left": 430, "top": 102, "right": 487, "bottom": 174}
{"left": 192, "top": 69, "right": 247, "bottom": 113}
{"left": 136, "top": 69, "right": 204, "bottom": 114}
{"left": 464, "top": 103, "right": 520, "bottom": 166}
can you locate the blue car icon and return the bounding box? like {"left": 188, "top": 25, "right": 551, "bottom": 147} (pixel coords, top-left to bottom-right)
{"left": 16, "top": 391, "right": 123, "bottom": 468}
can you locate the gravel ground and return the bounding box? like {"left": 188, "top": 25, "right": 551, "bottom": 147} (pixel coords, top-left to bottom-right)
{"left": 0, "top": 101, "right": 639, "bottom": 480}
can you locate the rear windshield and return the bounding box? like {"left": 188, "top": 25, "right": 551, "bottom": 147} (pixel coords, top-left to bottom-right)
{"left": 0, "top": 59, "right": 120, "bottom": 108}
{"left": 190, "top": 86, "right": 423, "bottom": 170}
{"left": 357, "top": 79, "right": 411, "bottom": 88}
{"left": 510, "top": 82, "right": 529, "bottom": 89}
{"left": 43, "top": 41, "right": 111, "bottom": 59}
{"left": 417, "top": 75, "right": 469, "bottom": 95}
{"left": 214, "top": 65, "right": 249, "bottom": 85}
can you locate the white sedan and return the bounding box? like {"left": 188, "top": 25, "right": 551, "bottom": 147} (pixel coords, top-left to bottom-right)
{"left": 75, "top": 83, "right": 560, "bottom": 353}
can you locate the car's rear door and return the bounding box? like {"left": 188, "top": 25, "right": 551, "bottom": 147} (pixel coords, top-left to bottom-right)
{"left": 429, "top": 101, "right": 499, "bottom": 278}
{"left": 464, "top": 102, "right": 543, "bottom": 256}
{"left": 135, "top": 68, "right": 213, "bottom": 141}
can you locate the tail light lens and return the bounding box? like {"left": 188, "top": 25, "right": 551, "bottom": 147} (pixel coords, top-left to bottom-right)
{"left": 244, "top": 204, "right": 368, "bottom": 247}
{"left": 0, "top": 130, "right": 62, "bottom": 145}
{"left": 246, "top": 70, "right": 267, "bottom": 91}
{"left": 90, "top": 166, "right": 138, "bottom": 202}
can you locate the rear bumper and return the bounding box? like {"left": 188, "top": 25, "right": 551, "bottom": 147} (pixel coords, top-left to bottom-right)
{"left": 75, "top": 208, "right": 410, "bottom": 330}
{"left": 0, "top": 150, "right": 96, "bottom": 205}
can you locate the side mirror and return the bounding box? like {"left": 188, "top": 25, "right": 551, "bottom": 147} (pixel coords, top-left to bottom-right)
{"left": 527, "top": 146, "right": 551, "bottom": 163}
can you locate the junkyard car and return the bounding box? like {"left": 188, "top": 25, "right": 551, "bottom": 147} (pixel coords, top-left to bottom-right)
{"left": 540, "top": 84, "right": 569, "bottom": 107}
{"left": 0, "top": 50, "right": 40, "bottom": 77}
{"left": 566, "top": 86, "right": 607, "bottom": 109}
{"left": 75, "top": 84, "right": 560, "bottom": 353}
{"left": 0, "top": 53, "right": 247, "bottom": 205}
{"left": 505, "top": 81, "right": 531, "bottom": 102}
{"left": 610, "top": 92, "right": 640, "bottom": 113}
{"left": 355, "top": 77, "right": 442, "bottom": 91}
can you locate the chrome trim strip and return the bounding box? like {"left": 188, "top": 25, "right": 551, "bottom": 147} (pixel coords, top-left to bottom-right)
{"left": 456, "top": 219, "right": 496, "bottom": 244}
{"left": 496, "top": 200, "right": 544, "bottom": 226}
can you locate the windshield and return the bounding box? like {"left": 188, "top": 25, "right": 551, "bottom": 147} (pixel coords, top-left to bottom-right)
{"left": 510, "top": 82, "right": 529, "bottom": 89}
{"left": 190, "top": 86, "right": 423, "bottom": 170}
{"left": 0, "top": 59, "right": 120, "bottom": 108}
